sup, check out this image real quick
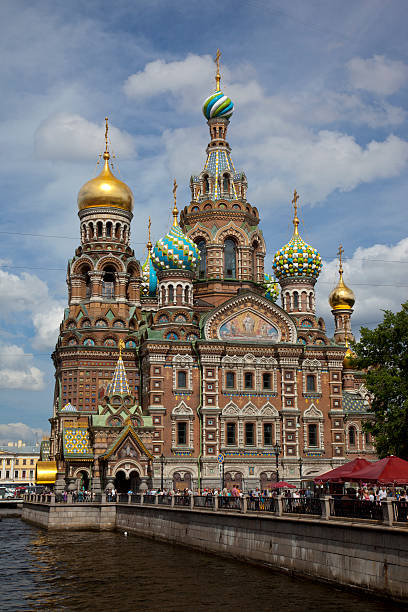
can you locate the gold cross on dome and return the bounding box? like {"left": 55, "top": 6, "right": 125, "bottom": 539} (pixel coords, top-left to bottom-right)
{"left": 337, "top": 244, "right": 344, "bottom": 273}
{"left": 292, "top": 189, "right": 299, "bottom": 217}
{"left": 215, "top": 49, "right": 221, "bottom": 91}
{"left": 172, "top": 178, "right": 179, "bottom": 226}
{"left": 104, "top": 116, "right": 109, "bottom": 153}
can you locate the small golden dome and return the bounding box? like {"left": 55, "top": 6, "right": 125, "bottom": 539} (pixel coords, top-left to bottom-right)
{"left": 77, "top": 152, "right": 134, "bottom": 212}
{"left": 329, "top": 271, "right": 355, "bottom": 310}
{"left": 343, "top": 346, "right": 356, "bottom": 369}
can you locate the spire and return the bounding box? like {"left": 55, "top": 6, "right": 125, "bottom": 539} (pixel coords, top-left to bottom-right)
{"left": 172, "top": 178, "right": 179, "bottom": 226}
{"left": 107, "top": 339, "right": 130, "bottom": 396}
{"left": 292, "top": 189, "right": 300, "bottom": 236}
{"left": 104, "top": 116, "right": 110, "bottom": 161}
{"left": 215, "top": 48, "right": 221, "bottom": 92}
{"left": 146, "top": 216, "right": 152, "bottom": 252}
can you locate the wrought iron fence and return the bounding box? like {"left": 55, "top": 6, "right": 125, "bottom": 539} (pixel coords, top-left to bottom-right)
{"left": 393, "top": 500, "right": 408, "bottom": 522}
{"left": 158, "top": 495, "right": 172, "bottom": 506}
{"left": 174, "top": 495, "right": 191, "bottom": 507}
{"left": 330, "top": 498, "right": 383, "bottom": 521}
{"left": 143, "top": 494, "right": 156, "bottom": 505}
{"left": 247, "top": 496, "right": 277, "bottom": 513}
{"left": 131, "top": 494, "right": 141, "bottom": 504}
{"left": 282, "top": 497, "right": 322, "bottom": 516}
{"left": 193, "top": 495, "right": 215, "bottom": 509}
{"left": 218, "top": 496, "right": 242, "bottom": 511}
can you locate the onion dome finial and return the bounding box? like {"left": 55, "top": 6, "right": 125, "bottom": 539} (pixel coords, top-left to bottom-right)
{"left": 272, "top": 190, "right": 322, "bottom": 280}
{"left": 141, "top": 217, "right": 158, "bottom": 297}
{"left": 77, "top": 117, "right": 134, "bottom": 212}
{"left": 151, "top": 179, "right": 200, "bottom": 272}
{"left": 329, "top": 244, "right": 355, "bottom": 309}
{"left": 202, "top": 49, "right": 234, "bottom": 120}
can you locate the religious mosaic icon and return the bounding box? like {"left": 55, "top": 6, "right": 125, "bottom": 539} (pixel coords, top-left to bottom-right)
{"left": 219, "top": 311, "right": 279, "bottom": 342}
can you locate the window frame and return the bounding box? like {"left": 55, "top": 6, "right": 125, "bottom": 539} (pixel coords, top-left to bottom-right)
{"left": 226, "top": 422, "right": 236, "bottom": 446}
{"left": 177, "top": 421, "right": 188, "bottom": 446}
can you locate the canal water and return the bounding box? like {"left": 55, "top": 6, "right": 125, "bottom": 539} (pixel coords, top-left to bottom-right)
{"left": 0, "top": 519, "right": 400, "bottom": 611}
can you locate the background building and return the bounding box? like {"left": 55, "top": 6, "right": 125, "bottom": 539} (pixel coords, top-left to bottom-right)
{"left": 44, "top": 60, "right": 375, "bottom": 493}
{"left": 0, "top": 443, "right": 40, "bottom": 488}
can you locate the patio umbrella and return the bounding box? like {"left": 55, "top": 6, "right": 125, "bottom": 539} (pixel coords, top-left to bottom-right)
{"left": 350, "top": 456, "right": 408, "bottom": 485}
{"left": 271, "top": 481, "right": 296, "bottom": 489}
{"left": 313, "top": 458, "right": 371, "bottom": 483}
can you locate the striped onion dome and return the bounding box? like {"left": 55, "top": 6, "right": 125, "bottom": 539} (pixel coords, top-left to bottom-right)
{"left": 152, "top": 224, "right": 200, "bottom": 272}
{"left": 202, "top": 91, "right": 234, "bottom": 120}
{"left": 141, "top": 251, "right": 158, "bottom": 297}
{"left": 273, "top": 229, "right": 322, "bottom": 280}
{"left": 263, "top": 274, "right": 279, "bottom": 302}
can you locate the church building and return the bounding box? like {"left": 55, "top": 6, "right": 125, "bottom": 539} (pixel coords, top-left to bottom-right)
{"left": 40, "top": 55, "right": 376, "bottom": 493}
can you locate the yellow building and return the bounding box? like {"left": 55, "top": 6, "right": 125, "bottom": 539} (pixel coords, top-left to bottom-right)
{"left": 0, "top": 444, "right": 40, "bottom": 487}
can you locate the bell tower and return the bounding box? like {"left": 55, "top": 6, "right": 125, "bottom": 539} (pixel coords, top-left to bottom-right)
{"left": 329, "top": 245, "right": 355, "bottom": 345}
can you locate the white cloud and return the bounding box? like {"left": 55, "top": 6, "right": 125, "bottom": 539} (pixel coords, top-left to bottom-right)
{"left": 0, "top": 343, "right": 45, "bottom": 390}
{"left": 34, "top": 113, "right": 135, "bottom": 162}
{"left": 347, "top": 55, "right": 408, "bottom": 96}
{"left": 0, "top": 268, "right": 64, "bottom": 350}
{"left": 316, "top": 237, "right": 408, "bottom": 337}
{"left": 0, "top": 422, "right": 47, "bottom": 444}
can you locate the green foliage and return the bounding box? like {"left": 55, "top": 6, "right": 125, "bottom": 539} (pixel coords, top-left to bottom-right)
{"left": 353, "top": 302, "right": 408, "bottom": 459}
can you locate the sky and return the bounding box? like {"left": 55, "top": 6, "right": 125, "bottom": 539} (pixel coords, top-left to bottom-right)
{"left": 0, "top": 0, "right": 407, "bottom": 442}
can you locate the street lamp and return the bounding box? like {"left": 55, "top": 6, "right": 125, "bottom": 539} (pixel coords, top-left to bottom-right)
{"left": 272, "top": 443, "right": 281, "bottom": 483}
{"left": 160, "top": 454, "right": 165, "bottom": 491}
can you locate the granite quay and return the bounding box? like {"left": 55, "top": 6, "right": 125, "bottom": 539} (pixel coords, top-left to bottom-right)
{"left": 22, "top": 494, "right": 408, "bottom": 602}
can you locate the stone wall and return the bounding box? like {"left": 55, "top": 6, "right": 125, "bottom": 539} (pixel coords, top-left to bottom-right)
{"left": 22, "top": 502, "right": 116, "bottom": 531}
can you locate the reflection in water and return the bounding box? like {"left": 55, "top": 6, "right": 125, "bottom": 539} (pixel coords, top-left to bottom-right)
{"left": 0, "top": 519, "right": 399, "bottom": 612}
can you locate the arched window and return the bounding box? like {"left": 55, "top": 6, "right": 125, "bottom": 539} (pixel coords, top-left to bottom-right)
{"left": 184, "top": 286, "right": 189, "bottom": 303}
{"left": 196, "top": 240, "right": 207, "bottom": 279}
{"left": 203, "top": 175, "right": 209, "bottom": 194}
{"left": 224, "top": 239, "right": 237, "bottom": 278}
{"left": 306, "top": 374, "right": 316, "bottom": 392}
{"left": 293, "top": 292, "right": 299, "bottom": 310}
{"left": 168, "top": 285, "right": 174, "bottom": 303}
{"left": 102, "top": 266, "right": 115, "bottom": 299}
{"left": 349, "top": 426, "right": 356, "bottom": 446}
{"left": 252, "top": 241, "right": 259, "bottom": 280}
{"left": 106, "top": 222, "right": 112, "bottom": 237}
{"left": 223, "top": 174, "right": 229, "bottom": 192}
{"left": 84, "top": 269, "right": 91, "bottom": 299}
{"left": 97, "top": 221, "right": 103, "bottom": 237}
{"left": 309, "top": 293, "right": 313, "bottom": 310}
{"left": 89, "top": 222, "right": 94, "bottom": 239}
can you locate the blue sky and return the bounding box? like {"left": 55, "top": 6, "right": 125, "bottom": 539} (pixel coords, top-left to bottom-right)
{"left": 1, "top": 0, "right": 408, "bottom": 442}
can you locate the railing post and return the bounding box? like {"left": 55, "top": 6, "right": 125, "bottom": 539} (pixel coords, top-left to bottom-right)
{"left": 155, "top": 494, "right": 159, "bottom": 505}
{"left": 50, "top": 494, "right": 55, "bottom": 504}
{"left": 190, "top": 495, "right": 194, "bottom": 510}
{"left": 382, "top": 498, "right": 394, "bottom": 526}
{"left": 321, "top": 496, "right": 331, "bottom": 520}
{"left": 101, "top": 493, "right": 106, "bottom": 503}
{"left": 214, "top": 495, "right": 218, "bottom": 512}
{"left": 171, "top": 495, "right": 175, "bottom": 508}
{"left": 67, "top": 493, "right": 73, "bottom": 504}
{"left": 241, "top": 496, "right": 247, "bottom": 514}
{"left": 140, "top": 494, "right": 144, "bottom": 505}
{"left": 128, "top": 494, "right": 131, "bottom": 504}
{"left": 276, "top": 495, "right": 283, "bottom": 516}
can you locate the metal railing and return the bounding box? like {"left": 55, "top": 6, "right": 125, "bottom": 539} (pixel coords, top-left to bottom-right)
{"left": 143, "top": 494, "right": 156, "bottom": 505}
{"left": 158, "top": 495, "right": 172, "bottom": 506}
{"left": 218, "top": 496, "right": 242, "bottom": 511}
{"left": 393, "top": 500, "right": 408, "bottom": 522}
{"left": 174, "top": 495, "right": 191, "bottom": 507}
{"left": 247, "top": 497, "right": 277, "bottom": 513}
{"left": 282, "top": 497, "right": 322, "bottom": 516}
{"left": 193, "top": 495, "right": 214, "bottom": 509}
{"left": 330, "top": 498, "right": 383, "bottom": 521}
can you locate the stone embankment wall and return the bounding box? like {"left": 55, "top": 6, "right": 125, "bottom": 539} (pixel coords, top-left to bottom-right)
{"left": 22, "top": 501, "right": 408, "bottom": 601}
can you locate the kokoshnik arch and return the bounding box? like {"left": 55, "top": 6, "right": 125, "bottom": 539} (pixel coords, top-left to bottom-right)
{"left": 38, "top": 52, "right": 375, "bottom": 494}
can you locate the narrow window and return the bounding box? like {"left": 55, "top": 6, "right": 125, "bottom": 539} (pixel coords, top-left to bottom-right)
{"left": 244, "top": 372, "right": 253, "bottom": 389}
{"left": 226, "top": 371, "right": 235, "bottom": 389}
{"left": 184, "top": 286, "right": 189, "bottom": 303}
{"left": 106, "top": 222, "right": 112, "bottom": 237}
{"left": 293, "top": 292, "right": 299, "bottom": 309}
{"left": 308, "top": 423, "right": 318, "bottom": 447}
{"left": 177, "top": 422, "right": 187, "bottom": 445}
{"left": 223, "top": 174, "right": 229, "bottom": 192}
{"left": 264, "top": 423, "right": 273, "bottom": 446}
{"left": 196, "top": 240, "right": 207, "bottom": 279}
{"left": 263, "top": 372, "right": 271, "bottom": 389}
{"left": 203, "top": 175, "right": 209, "bottom": 194}
{"left": 306, "top": 374, "right": 316, "bottom": 392}
{"left": 177, "top": 371, "right": 187, "bottom": 388}
{"left": 349, "top": 426, "right": 356, "bottom": 446}
{"left": 168, "top": 285, "right": 174, "bottom": 302}
{"left": 224, "top": 239, "right": 236, "bottom": 278}
{"left": 364, "top": 432, "right": 370, "bottom": 445}
{"left": 245, "top": 423, "right": 255, "bottom": 446}
{"left": 97, "top": 221, "right": 103, "bottom": 237}
{"left": 102, "top": 267, "right": 115, "bottom": 299}
{"left": 226, "top": 423, "right": 236, "bottom": 446}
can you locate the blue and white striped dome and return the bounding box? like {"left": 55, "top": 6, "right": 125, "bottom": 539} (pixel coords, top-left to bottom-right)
{"left": 141, "top": 252, "right": 158, "bottom": 297}
{"left": 152, "top": 225, "right": 200, "bottom": 272}
{"left": 202, "top": 91, "right": 234, "bottom": 120}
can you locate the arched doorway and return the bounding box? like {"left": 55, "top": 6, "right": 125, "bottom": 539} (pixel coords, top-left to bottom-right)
{"left": 173, "top": 471, "right": 192, "bottom": 492}
{"left": 260, "top": 471, "right": 277, "bottom": 491}
{"left": 224, "top": 471, "right": 243, "bottom": 490}
{"left": 129, "top": 470, "right": 140, "bottom": 492}
{"left": 114, "top": 470, "right": 128, "bottom": 493}
{"left": 77, "top": 470, "right": 90, "bottom": 491}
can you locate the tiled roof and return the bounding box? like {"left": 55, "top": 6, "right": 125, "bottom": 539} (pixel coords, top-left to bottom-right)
{"left": 107, "top": 356, "right": 130, "bottom": 396}
{"left": 62, "top": 427, "right": 93, "bottom": 460}
{"left": 342, "top": 391, "right": 370, "bottom": 414}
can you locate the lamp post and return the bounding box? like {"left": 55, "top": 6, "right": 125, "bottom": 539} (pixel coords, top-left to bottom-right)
{"left": 298, "top": 456, "right": 303, "bottom": 484}
{"left": 160, "top": 454, "right": 165, "bottom": 491}
{"left": 272, "top": 443, "right": 281, "bottom": 483}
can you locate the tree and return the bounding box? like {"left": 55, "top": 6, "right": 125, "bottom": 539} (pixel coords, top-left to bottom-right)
{"left": 353, "top": 302, "right": 408, "bottom": 459}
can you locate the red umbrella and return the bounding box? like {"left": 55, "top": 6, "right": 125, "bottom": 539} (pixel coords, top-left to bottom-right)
{"left": 271, "top": 481, "right": 296, "bottom": 489}
{"left": 313, "top": 458, "right": 371, "bottom": 483}
{"left": 350, "top": 456, "right": 408, "bottom": 485}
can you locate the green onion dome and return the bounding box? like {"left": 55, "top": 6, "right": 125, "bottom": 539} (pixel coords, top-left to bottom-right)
{"left": 263, "top": 274, "right": 279, "bottom": 302}
{"left": 152, "top": 224, "right": 200, "bottom": 272}
{"left": 202, "top": 91, "right": 234, "bottom": 120}
{"left": 273, "top": 229, "right": 322, "bottom": 280}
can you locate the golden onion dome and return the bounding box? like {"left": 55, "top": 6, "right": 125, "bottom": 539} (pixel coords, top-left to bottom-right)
{"left": 77, "top": 152, "right": 134, "bottom": 212}
{"left": 329, "top": 272, "right": 355, "bottom": 309}
{"left": 343, "top": 346, "right": 357, "bottom": 369}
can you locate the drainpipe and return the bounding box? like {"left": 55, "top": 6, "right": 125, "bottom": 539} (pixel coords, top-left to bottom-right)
{"left": 192, "top": 340, "right": 203, "bottom": 491}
